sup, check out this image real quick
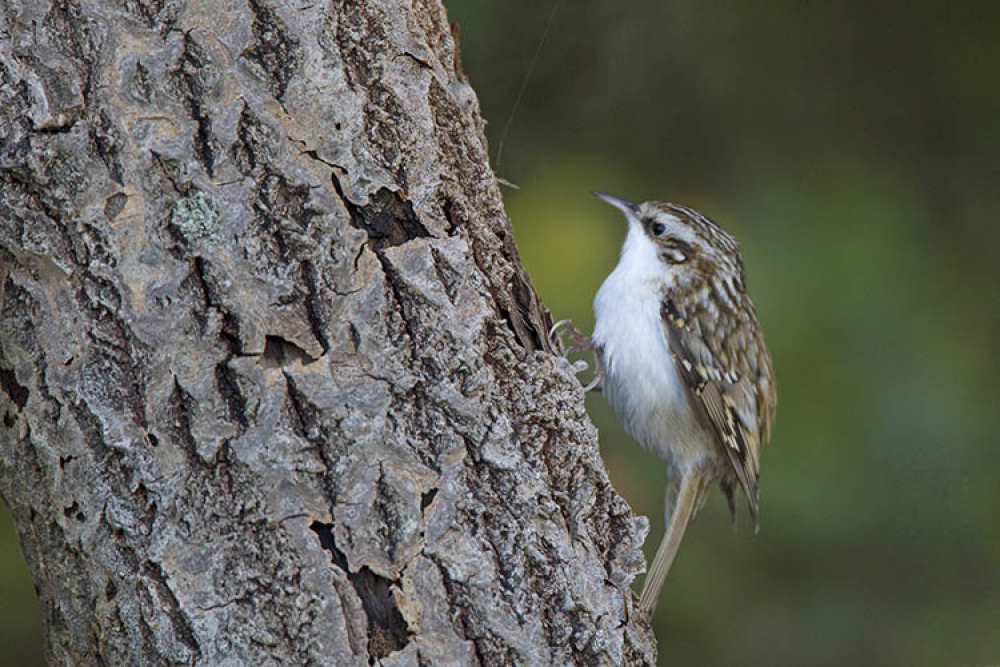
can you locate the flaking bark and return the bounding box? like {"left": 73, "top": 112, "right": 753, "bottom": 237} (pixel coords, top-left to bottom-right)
{"left": 0, "top": 0, "right": 655, "bottom": 664}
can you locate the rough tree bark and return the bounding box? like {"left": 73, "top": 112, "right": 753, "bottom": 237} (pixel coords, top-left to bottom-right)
{"left": 0, "top": 0, "right": 655, "bottom": 664}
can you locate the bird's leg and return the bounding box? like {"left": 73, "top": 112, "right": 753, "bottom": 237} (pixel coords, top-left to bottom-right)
{"left": 639, "top": 467, "right": 704, "bottom": 614}
{"left": 549, "top": 320, "right": 604, "bottom": 391}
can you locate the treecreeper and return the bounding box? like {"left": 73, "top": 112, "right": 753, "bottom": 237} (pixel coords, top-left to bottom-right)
{"left": 553, "top": 192, "right": 777, "bottom": 615}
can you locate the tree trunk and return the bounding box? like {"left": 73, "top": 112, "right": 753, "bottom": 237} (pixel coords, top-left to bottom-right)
{"left": 0, "top": 0, "right": 654, "bottom": 664}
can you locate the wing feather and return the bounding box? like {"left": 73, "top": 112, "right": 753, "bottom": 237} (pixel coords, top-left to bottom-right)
{"left": 662, "top": 296, "right": 774, "bottom": 528}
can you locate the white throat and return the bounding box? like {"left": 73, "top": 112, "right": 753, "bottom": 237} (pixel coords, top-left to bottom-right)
{"left": 596, "top": 218, "right": 671, "bottom": 311}
{"left": 592, "top": 218, "right": 711, "bottom": 469}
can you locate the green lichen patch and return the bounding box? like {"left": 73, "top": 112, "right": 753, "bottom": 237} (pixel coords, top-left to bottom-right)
{"left": 172, "top": 191, "right": 222, "bottom": 245}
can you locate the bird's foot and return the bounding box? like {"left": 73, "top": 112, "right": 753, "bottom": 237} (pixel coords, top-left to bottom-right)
{"left": 550, "top": 319, "right": 592, "bottom": 355}
{"left": 549, "top": 320, "right": 604, "bottom": 392}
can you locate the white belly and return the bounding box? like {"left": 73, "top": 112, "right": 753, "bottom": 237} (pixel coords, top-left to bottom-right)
{"left": 593, "top": 254, "right": 718, "bottom": 472}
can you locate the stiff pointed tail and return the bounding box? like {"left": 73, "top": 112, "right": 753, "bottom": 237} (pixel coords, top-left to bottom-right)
{"left": 639, "top": 468, "right": 703, "bottom": 614}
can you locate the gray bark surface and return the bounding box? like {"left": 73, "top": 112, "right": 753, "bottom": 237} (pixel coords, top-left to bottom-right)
{"left": 0, "top": 0, "right": 654, "bottom": 664}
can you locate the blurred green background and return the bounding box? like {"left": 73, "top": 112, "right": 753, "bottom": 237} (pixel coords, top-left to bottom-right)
{"left": 3, "top": 1, "right": 999, "bottom": 664}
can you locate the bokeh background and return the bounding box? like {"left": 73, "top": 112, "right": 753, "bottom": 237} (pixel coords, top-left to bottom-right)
{"left": 2, "top": 2, "right": 998, "bottom": 665}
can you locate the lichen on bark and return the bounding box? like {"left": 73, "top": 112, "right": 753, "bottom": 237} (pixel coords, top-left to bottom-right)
{"left": 0, "top": 0, "right": 655, "bottom": 664}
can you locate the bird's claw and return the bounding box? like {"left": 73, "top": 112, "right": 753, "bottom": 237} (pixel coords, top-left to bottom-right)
{"left": 549, "top": 319, "right": 604, "bottom": 392}
{"left": 549, "top": 320, "right": 572, "bottom": 355}
{"left": 550, "top": 319, "right": 593, "bottom": 357}
{"left": 581, "top": 373, "right": 602, "bottom": 393}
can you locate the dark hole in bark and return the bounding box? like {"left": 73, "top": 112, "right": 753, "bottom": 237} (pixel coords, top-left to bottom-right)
{"left": 442, "top": 197, "right": 461, "bottom": 235}
{"left": 420, "top": 488, "right": 437, "bottom": 512}
{"left": 263, "top": 335, "right": 316, "bottom": 367}
{"left": 309, "top": 521, "right": 409, "bottom": 659}
{"left": 104, "top": 192, "right": 128, "bottom": 219}
{"left": 63, "top": 502, "right": 85, "bottom": 522}
{"left": 0, "top": 367, "right": 29, "bottom": 410}
{"left": 336, "top": 183, "right": 429, "bottom": 251}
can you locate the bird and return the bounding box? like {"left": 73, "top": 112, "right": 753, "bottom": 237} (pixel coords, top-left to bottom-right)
{"left": 551, "top": 192, "right": 776, "bottom": 614}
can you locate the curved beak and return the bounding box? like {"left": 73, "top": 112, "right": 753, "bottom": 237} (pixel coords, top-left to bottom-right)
{"left": 593, "top": 192, "right": 640, "bottom": 217}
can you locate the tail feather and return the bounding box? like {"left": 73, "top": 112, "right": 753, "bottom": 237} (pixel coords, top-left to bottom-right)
{"left": 639, "top": 468, "right": 703, "bottom": 614}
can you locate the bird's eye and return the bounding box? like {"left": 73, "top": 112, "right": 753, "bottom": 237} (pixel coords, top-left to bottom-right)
{"left": 651, "top": 222, "right": 666, "bottom": 236}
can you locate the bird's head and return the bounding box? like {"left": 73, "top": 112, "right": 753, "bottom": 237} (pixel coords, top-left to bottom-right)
{"left": 594, "top": 192, "right": 746, "bottom": 291}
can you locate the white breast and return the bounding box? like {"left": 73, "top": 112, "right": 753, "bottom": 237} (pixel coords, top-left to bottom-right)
{"left": 592, "top": 222, "right": 716, "bottom": 469}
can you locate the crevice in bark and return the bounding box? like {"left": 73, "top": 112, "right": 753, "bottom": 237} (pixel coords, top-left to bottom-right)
{"left": 149, "top": 151, "right": 185, "bottom": 197}
{"left": 242, "top": 0, "right": 301, "bottom": 102}
{"left": 122, "top": 0, "right": 183, "bottom": 34}
{"left": 429, "top": 246, "right": 459, "bottom": 306}
{"left": 419, "top": 487, "right": 437, "bottom": 513}
{"left": 141, "top": 560, "right": 201, "bottom": 658}
{"left": 91, "top": 109, "right": 123, "bottom": 184}
{"left": 167, "top": 377, "right": 200, "bottom": 463}
{"left": 33, "top": 121, "right": 77, "bottom": 135}
{"left": 283, "top": 373, "right": 343, "bottom": 503}
{"left": 172, "top": 32, "right": 218, "bottom": 177}
{"left": 76, "top": 274, "right": 150, "bottom": 429}
{"left": 336, "top": 183, "right": 429, "bottom": 251}
{"left": 42, "top": 0, "right": 99, "bottom": 98}
{"left": 128, "top": 59, "right": 154, "bottom": 103}
{"left": 262, "top": 335, "right": 316, "bottom": 367}
{"left": 442, "top": 196, "right": 462, "bottom": 235}
{"left": 251, "top": 173, "right": 318, "bottom": 260}
{"left": 214, "top": 362, "right": 249, "bottom": 431}
{"left": 371, "top": 252, "right": 420, "bottom": 358}
{"left": 332, "top": 1, "right": 386, "bottom": 90}
{"left": 309, "top": 521, "right": 409, "bottom": 661}
{"left": 0, "top": 367, "right": 28, "bottom": 410}
{"left": 219, "top": 315, "right": 243, "bottom": 357}
{"left": 67, "top": 398, "right": 110, "bottom": 461}
{"left": 373, "top": 464, "right": 401, "bottom": 562}
{"left": 329, "top": 178, "right": 435, "bottom": 366}
{"left": 297, "top": 260, "right": 330, "bottom": 355}
{"left": 331, "top": 1, "right": 413, "bottom": 175}
{"left": 428, "top": 554, "right": 492, "bottom": 666}
{"left": 232, "top": 103, "right": 278, "bottom": 176}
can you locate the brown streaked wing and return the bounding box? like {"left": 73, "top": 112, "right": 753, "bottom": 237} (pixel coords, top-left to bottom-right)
{"left": 661, "top": 297, "right": 764, "bottom": 528}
